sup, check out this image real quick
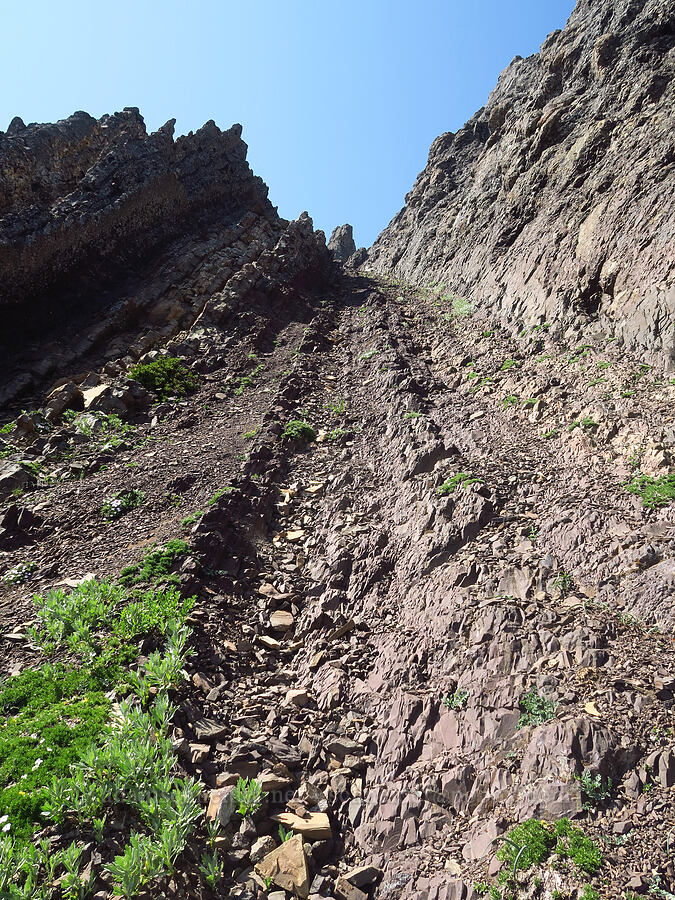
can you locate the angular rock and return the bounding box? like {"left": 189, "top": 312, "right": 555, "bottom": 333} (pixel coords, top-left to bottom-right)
{"left": 272, "top": 812, "right": 332, "bottom": 840}
{"left": 255, "top": 834, "right": 310, "bottom": 899}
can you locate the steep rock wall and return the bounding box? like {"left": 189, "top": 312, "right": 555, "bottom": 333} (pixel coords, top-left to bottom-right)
{"left": 367, "top": 0, "right": 675, "bottom": 364}
{"left": 0, "top": 109, "right": 276, "bottom": 332}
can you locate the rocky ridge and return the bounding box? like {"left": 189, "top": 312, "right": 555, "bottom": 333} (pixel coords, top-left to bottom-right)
{"left": 365, "top": 0, "right": 675, "bottom": 365}
{"left": 0, "top": 109, "right": 332, "bottom": 409}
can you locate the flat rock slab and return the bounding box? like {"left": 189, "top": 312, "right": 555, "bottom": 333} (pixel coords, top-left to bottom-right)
{"left": 272, "top": 811, "right": 332, "bottom": 840}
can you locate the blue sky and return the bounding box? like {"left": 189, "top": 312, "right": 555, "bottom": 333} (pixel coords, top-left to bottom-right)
{"left": 2, "top": 0, "right": 575, "bottom": 247}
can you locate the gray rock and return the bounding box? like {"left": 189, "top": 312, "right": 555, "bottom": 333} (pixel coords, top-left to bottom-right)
{"left": 328, "top": 224, "right": 356, "bottom": 262}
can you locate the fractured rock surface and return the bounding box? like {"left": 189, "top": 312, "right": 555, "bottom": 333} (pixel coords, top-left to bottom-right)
{"left": 366, "top": 0, "right": 675, "bottom": 363}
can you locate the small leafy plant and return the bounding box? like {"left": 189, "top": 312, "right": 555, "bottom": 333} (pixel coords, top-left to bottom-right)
{"left": 576, "top": 770, "right": 612, "bottom": 811}
{"left": 518, "top": 688, "right": 556, "bottom": 728}
{"left": 119, "top": 540, "right": 189, "bottom": 587}
{"left": 623, "top": 472, "right": 675, "bottom": 509}
{"left": 101, "top": 489, "right": 145, "bottom": 521}
{"left": 552, "top": 571, "right": 574, "bottom": 595}
{"left": 232, "top": 777, "right": 267, "bottom": 817}
{"left": 443, "top": 689, "right": 469, "bottom": 711}
{"left": 437, "top": 473, "right": 483, "bottom": 496}
{"left": 1, "top": 561, "right": 38, "bottom": 585}
{"left": 129, "top": 356, "right": 199, "bottom": 401}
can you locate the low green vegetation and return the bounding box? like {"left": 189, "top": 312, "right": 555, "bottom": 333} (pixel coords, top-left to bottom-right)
{"left": 404, "top": 411, "right": 422, "bottom": 420}
{"left": 1, "top": 562, "right": 37, "bottom": 585}
{"left": 281, "top": 419, "right": 316, "bottom": 442}
{"left": 0, "top": 664, "right": 110, "bottom": 843}
{"left": 0, "top": 421, "right": 15, "bottom": 434}
{"left": 181, "top": 510, "right": 204, "bottom": 529}
{"left": 442, "top": 688, "right": 469, "bottom": 711}
{"left": 234, "top": 363, "right": 263, "bottom": 395}
{"left": 518, "top": 688, "right": 556, "bottom": 728}
{"left": 552, "top": 571, "right": 574, "bottom": 595}
{"left": 207, "top": 486, "right": 234, "bottom": 506}
{"left": 501, "top": 359, "right": 520, "bottom": 371}
{"left": 437, "top": 473, "right": 483, "bottom": 496}
{"left": 359, "top": 348, "right": 379, "bottom": 361}
{"left": 496, "top": 818, "right": 602, "bottom": 880}
{"left": 623, "top": 472, "right": 675, "bottom": 509}
{"left": 119, "top": 540, "right": 189, "bottom": 587}
{"left": 100, "top": 488, "right": 145, "bottom": 521}
{"left": 0, "top": 571, "right": 196, "bottom": 899}
{"left": 129, "top": 356, "right": 199, "bottom": 401}
{"left": 576, "top": 770, "right": 612, "bottom": 811}
{"left": 326, "top": 398, "right": 346, "bottom": 416}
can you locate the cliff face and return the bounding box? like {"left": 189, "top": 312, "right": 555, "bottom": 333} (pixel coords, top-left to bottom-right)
{"left": 366, "top": 0, "right": 675, "bottom": 364}
{"left": 0, "top": 110, "right": 331, "bottom": 406}
{"left": 0, "top": 109, "right": 275, "bottom": 314}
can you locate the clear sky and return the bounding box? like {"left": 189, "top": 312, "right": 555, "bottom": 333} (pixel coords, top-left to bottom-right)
{"left": 2, "top": 0, "right": 576, "bottom": 248}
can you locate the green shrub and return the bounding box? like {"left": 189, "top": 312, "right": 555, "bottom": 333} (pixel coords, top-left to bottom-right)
{"left": 231, "top": 777, "right": 267, "bottom": 817}
{"left": 518, "top": 688, "right": 556, "bottom": 728}
{"left": 437, "top": 473, "right": 483, "bottom": 496}
{"left": 0, "top": 664, "right": 110, "bottom": 842}
{"left": 129, "top": 357, "right": 199, "bottom": 401}
{"left": 576, "top": 770, "right": 612, "bottom": 811}
{"left": 1, "top": 561, "right": 37, "bottom": 585}
{"left": 101, "top": 489, "right": 145, "bottom": 521}
{"left": 497, "top": 819, "right": 555, "bottom": 870}
{"left": 553, "top": 818, "right": 602, "bottom": 874}
{"left": 443, "top": 689, "right": 469, "bottom": 711}
{"left": 281, "top": 420, "right": 316, "bottom": 442}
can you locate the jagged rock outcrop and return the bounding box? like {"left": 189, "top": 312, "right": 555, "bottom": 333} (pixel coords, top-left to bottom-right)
{"left": 367, "top": 0, "right": 675, "bottom": 364}
{"left": 328, "top": 224, "right": 357, "bottom": 262}
{"left": 0, "top": 110, "right": 333, "bottom": 407}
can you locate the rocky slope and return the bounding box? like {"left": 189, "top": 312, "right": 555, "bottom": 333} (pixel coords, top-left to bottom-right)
{"left": 0, "top": 266, "right": 673, "bottom": 900}
{"left": 0, "top": 1, "right": 673, "bottom": 897}
{"left": 366, "top": 0, "right": 675, "bottom": 365}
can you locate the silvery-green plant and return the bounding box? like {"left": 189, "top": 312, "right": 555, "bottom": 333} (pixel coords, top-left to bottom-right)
{"left": 232, "top": 777, "right": 267, "bottom": 816}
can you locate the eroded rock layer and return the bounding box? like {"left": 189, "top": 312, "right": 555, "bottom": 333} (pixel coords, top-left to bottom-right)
{"left": 366, "top": 0, "right": 675, "bottom": 363}
{"left": 0, "top": 110, "right": 332, "bottom": 407}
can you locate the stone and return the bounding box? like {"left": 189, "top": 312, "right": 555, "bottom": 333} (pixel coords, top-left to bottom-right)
{"left": 207, "top": 787, "right": 236, "bottom": 826}
{"left": 193, "top": 717, "right": 228, "bottom": 742}
{"left": 285, "top": 688, "right": 312, "bottom": 708}
{"left": 365, "top": 0, "right": 674, "bottom": 361}
{"left": 327, "top": 224, "right": 357, "bottom": 262}
{"left": 272, "top": 812, "right": 332, "bottom": 840}
{"left": 255, "top": 834, "right": 310, "bottom": 899}
{"left": 270, "top": 610, "right": 295, "bottom": 631}
{"left": 343, "top": 865, "right": 383, "bottom": 887}
{"left": 334, "top": 875, "right": 367, "bottom": 900}
{"left": 44, "top": 381, "right": 83, "bottom": 422}
{"left": 0, "top": 464, "right": 34, "bottom": 502}
{"left": 250, "top": 836, "right": 276, "bottom": 864}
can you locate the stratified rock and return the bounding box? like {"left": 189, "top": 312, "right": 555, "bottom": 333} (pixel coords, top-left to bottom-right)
{"left": 367, "top": 0, "right": 674, "bottom": 362}
{"left": 328, "top": 224, "right": 357, "bottom": 262}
